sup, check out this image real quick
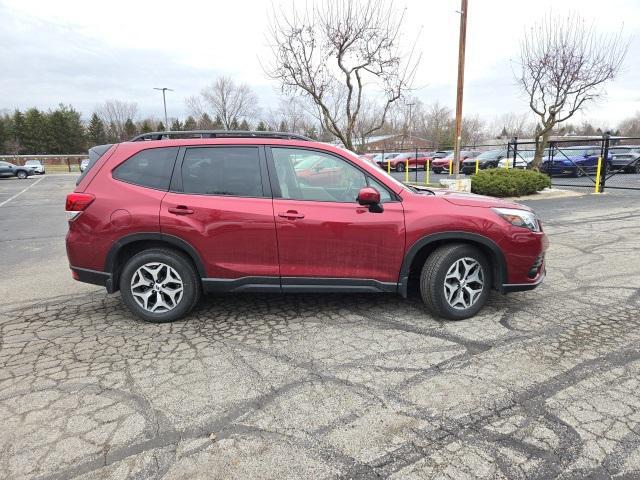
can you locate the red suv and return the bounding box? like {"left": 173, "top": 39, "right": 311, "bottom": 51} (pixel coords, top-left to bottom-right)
{"left": 66, "top": 131, "right": 547, "bottom": 323}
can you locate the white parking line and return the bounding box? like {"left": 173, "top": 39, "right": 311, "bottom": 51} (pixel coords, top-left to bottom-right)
{"left": 0, "top": 176, "right": 46, "bottom": 207}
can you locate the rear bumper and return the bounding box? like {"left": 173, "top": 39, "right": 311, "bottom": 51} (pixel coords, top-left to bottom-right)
{"left": 71, "top": 267, "right": 114, "bottom": 293}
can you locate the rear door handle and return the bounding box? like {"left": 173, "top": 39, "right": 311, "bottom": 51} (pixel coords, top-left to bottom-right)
{"left": 168, "top": 206, "right": 194, "bottom": 215}
{"left": 278, "top": 210, "right": 305, "bottom": 219}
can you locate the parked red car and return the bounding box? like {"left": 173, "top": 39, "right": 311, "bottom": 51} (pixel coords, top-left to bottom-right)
{"left": 381, "top": 151, "right": 433, "bottom": 172}
{"left": 66, "top": 131, "right": 547, "bottom": 323}
{"left": 431, "top": 150, "right": 478, "bottom": 173}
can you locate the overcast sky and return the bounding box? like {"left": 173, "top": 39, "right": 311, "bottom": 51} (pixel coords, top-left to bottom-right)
{"left": 1, "top": 0, "right": 639, "bottom": 127}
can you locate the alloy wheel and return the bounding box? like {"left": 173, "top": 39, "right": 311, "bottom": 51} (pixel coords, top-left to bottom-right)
{"left": 443, "top": 257, "right": 484, "bottom": 310}
{"left": 130, "top": 262, "right": 184, "bottom": 313}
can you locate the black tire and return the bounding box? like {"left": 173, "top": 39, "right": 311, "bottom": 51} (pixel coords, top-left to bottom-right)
{"left": 433, "top": 168, "right": 442, "bottom": 174}
{"left": 395, "top": 163, "right": 405, "bottom": 172}
{"left": 420, "top": 243, "right": 492, "bottom": 321}
{"left": 16, "top": 170, "right": 27, "bottom": 179}
{"left": 119, "top": 248, "right": 201, "bottom": 323}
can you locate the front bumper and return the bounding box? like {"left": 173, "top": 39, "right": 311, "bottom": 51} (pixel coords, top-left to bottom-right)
{"left": 502, "top": 269, "right": 546, "bottom": 293}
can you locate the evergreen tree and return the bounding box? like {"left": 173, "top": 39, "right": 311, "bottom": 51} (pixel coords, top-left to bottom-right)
{"left": 199, "top": 113, "right": 213, "bottom": 129}
{"left": 304, "top": 125, "right": 318, "bottom": 140}
{"left": 212, "top": 115, "right": 224, "bottom": 130}
{"left": 139, "top": 120, "right": 153, "bottom": 133}
{"left": 184, "top": 116, "right": 197, "bottom": 130}
{"left": 0, "top": 115, "right": 7, "bottom": 153}
{"left": 157, "top": 121, "right": 166, "bottom": 132}
{"left": 124, "top": 118, "right": 137, "bottom": 139}
{"left": 107, "top": 121, "right": 119, "bottom": 143}
{"left": 278, "top": 120, "right": 288, "bottom": 132}
{"left": 87, "top": 113, "right": 107, "bottom": 145}
{"left": 22, "top": 108, "right": 48, "bottom": 154}
{"left": 11, "top": 110, "right": 25, "bottom": 152}
{"left": 239, "top": 119, "right": 250, "bottom": 131}
{"left": 170, "top": 119, "right": 183, "bottom": 131}
{"left": 229, "top": 117, "right": 240, "bottom": 130}
{"left": 256, "top": 121, "right": 267, "bottom": 131}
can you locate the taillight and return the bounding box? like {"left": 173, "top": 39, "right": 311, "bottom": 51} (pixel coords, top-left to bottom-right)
{"left": 65, "top": 192, "right": 95, "bottom": 212}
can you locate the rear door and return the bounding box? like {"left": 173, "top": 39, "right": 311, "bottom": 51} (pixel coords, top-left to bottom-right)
{"left": 0, "top": 162, "right": 12, "bottom": 177}
{"left": 160, "top": 146, "right": 280, "bottom": 284}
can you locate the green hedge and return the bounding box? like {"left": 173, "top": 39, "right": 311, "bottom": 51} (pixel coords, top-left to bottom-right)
{"left": 471, "top": 168, "right": 551, "bottom": 197}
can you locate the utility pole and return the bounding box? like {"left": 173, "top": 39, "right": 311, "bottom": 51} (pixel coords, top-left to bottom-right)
{"left": 453, "top": 0, "right": 468, "bottom": 178}
{"left": 405, "top": 102, "right": 415, "bottom": 148}
{"left": 153, "top": 87, "right": 173, "bottom": 130}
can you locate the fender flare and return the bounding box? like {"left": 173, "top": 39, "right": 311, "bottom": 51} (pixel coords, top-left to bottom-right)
{"left": 398, "top": 231, "right": 508, "bottom": 297}
{"left": 104, "top": 232, "right": 207, "bottom": 280}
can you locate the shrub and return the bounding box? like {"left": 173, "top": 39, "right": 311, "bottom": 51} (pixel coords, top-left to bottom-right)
{"left": 471, "top": 168, "right": 551, "bottom": 197}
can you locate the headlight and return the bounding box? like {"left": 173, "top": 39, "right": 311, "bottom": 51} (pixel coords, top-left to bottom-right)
{"left": 492, "top": 208, "right": 540, "bottom": 232}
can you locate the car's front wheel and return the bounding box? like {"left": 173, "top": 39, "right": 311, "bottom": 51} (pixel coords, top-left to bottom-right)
{"left": 16, "top": 170, "right": 28, "bottom": 179}
{"left": 395, "top": 163, "right": 405, "bottom": 172}
{"left": 120, "top": 248, "right": 201, "bottom": 323}
{"left": 420, "top": 244, "right": 491, "bottom": 320}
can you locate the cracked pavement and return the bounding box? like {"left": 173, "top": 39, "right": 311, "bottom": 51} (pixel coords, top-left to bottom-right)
{"left": 1, "top": 176, "right": 640, "bottom": 479}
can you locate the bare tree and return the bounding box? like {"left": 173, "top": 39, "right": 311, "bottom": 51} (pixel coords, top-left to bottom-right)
{"left": 516, "top": 13, "right": 627, "bottom": 167}
{"left": 187, "top": 77, "right": 258, "bottom": 130}
{"left": 618, "top": 112, "right": 640, "bottom": 137}
{"left": 96, "top": 100, "right": 138, "bottom": 141}
{"left": 420, "top": 102, "right": 453, "bottom": 149}
{"left": 266, "top": 0, "right": 419, "bottom": 150}
{"left": 490, "top": 112, "right": 536, "bottom": 139}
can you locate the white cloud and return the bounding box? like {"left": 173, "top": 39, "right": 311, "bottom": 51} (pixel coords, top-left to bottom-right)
{"left": 1, "top": 0, "right": 638, "bottom": 125}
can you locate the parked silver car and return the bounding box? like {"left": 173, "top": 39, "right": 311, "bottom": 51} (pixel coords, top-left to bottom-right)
{"left": 24, "top": 159, "right": 45, "bottom": 174}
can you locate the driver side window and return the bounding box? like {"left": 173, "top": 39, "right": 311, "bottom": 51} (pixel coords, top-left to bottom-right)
{"left": 271, "top": 148, "right": 367, "bottom": 203}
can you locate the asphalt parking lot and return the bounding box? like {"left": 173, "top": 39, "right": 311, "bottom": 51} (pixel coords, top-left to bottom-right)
{"left": 1, "top": 175, "right": 640, "bottom": 479}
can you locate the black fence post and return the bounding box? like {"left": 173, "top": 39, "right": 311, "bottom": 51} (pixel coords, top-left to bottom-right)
{"left": 415, "top": 147, "right": 418, "bottom": 183}
{"left": 512, "top": 136, "right": 518, "bottom": 169}
{"left": 600, "top": 132, "right": 610, "bottom": 193}
{"left": 548, "top": 141, "right": 555, "bottom": 183}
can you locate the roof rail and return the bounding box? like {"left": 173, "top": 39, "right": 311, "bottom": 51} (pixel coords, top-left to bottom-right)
{"left": 130, "top": 130, "right": 312, "bottom": 142}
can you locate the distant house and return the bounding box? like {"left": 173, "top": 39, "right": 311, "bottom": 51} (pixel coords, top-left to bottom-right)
{"left": 354, "top": 134, "right": 433, "bottom": 152}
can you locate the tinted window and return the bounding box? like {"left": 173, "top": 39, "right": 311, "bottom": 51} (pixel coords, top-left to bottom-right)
{"left": 182, "top": 147, "right": 262, "bottom": 197}
{"left": 113, "top": 147, "right": 178, "bottom": 190}
{"left": 272, "top": 148, "right": 367, "bottom": 203}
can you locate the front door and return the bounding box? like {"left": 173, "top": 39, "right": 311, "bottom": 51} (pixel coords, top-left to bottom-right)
{"left": 268, "top": 147, "right": 405, "bottom": 286}
{"left": 160, "top": 146, "right": 279, "bottom": 284}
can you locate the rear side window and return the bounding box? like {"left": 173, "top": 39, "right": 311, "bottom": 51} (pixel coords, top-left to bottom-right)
{"left": 113, "top": 147, "right": 178, "bottom": 190}
{"left": 181, "top": 147, "right": 263, "bottom": 197}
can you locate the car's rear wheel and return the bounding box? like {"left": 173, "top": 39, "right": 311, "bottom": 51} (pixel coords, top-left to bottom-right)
{"left": 16, "top": 170, "right": 27, "bottom": 179}
{"left": 420, "top": 244, "right": 491, "bottom": 320}
{"left": 120, "top": 248, "right": 200, "bottom": 323}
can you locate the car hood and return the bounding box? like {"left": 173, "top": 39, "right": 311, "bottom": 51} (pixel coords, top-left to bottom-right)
{"left": 414, "top": 188, "right": 532, "bottom": 211}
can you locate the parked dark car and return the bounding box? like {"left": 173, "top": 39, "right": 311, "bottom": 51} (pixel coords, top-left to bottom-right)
{"left": 540, "top": 146, "right": 612, "bottom": 177}
{"left": 461, "top": 149, "right": 507, "bottom": 174}
{"left": 66, "top": 130, "right": 547, "bottom": 323}
{"left": 0, "top": 161, "right": 34, "bottom": 179}
{"left": 609, "top": 146, "right": 640, "bottom": 173}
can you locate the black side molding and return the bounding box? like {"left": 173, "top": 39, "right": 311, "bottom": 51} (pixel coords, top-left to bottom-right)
{"left": 202, "top": 276, "right": 398, "bottom": 294}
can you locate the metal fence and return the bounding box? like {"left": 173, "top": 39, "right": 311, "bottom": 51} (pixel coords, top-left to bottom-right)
{"left": 507, "top": 135, "right": 640, "bottom": 192}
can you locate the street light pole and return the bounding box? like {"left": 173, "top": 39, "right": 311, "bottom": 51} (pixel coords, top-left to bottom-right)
{"left": 453, "top": 0, "right": 468, "bottom": 178}
{"left": 153, "top": 87, "right": 173, "bottom": 130}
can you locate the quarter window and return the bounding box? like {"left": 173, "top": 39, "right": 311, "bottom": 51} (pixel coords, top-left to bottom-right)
{"left": 113, "top": 147, "right": 178, "bottom": 190}
{"left": 181, "top": 147, "right": 263, "bottom": 197}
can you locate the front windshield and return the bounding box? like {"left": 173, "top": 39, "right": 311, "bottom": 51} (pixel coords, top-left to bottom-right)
{"left": 25, "top": 160, "right": 40, "bottom": 165}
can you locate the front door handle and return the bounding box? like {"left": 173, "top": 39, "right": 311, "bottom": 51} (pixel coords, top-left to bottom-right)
{"left": 168, "top": 206, "right": 194, "bottom": 215}
{"left": 278, "top": 210, "right": 305, "bottom": 219}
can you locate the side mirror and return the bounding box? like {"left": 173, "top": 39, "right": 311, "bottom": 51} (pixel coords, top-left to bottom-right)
{"left": 357, "top": 187, "right": 383, "bottom": 213}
